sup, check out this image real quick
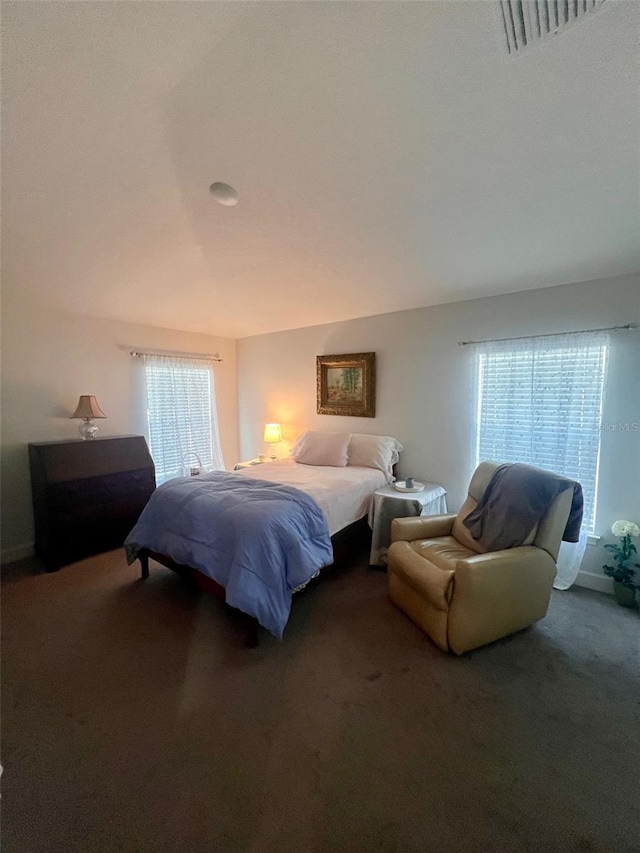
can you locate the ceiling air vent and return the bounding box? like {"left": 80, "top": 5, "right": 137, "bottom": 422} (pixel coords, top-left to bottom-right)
{"left": 500, "top": 0, "right": 607, "bottom": 54}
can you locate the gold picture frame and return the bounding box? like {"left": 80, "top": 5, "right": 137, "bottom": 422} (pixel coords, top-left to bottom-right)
{"left": 316, "top": 352, "right": 376, "bottom": 418}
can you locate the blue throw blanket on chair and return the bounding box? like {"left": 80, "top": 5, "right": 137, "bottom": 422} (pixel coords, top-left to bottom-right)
{"left": 463, "top": 463, "right": 583, "bottom": 552}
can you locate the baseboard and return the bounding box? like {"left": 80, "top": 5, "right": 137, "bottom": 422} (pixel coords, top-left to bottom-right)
{"left": 574, "top": 570, "right": 614, "bottom": 595}
{"left": 1, "top": 543, "right": 35, "bottom": 565}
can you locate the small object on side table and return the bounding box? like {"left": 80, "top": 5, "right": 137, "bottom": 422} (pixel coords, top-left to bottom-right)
{"left": 394, "top": 480, "right": 426, "bottom": 493}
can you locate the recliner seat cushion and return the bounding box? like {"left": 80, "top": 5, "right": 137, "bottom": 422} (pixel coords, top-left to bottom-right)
{"left": 388, "top": 540, "right": 454, "bottom": 612}
{"left": 409, "top": 536, "right": 476, "bottom": 571}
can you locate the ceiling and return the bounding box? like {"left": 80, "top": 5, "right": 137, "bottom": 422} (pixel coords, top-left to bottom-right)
{"left": 3, "top": 1, "right": 639, "bottom": 339}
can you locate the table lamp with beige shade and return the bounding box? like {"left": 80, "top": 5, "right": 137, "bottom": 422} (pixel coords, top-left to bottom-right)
{"left": 70, "top": 395, "right": 107, "bottom": 440}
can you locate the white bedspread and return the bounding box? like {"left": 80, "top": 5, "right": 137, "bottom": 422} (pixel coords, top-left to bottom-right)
{"left": 235, "top": 458, "right": 388, "bottom": 535}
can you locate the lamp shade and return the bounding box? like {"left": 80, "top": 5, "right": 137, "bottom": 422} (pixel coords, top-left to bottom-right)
{"left": 263, "top": 423, "right": 282, "bottom": 443}
{"left": 71, "top": 395, "right": 107, "bottom": 419}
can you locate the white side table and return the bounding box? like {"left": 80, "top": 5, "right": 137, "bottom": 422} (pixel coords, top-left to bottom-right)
{"left": 368, "top": 482, "right": 447, "bottom": 567}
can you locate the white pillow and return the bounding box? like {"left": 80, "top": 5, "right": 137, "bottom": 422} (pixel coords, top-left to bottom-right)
{"left": 291, "top": 431, "right": 350, "bottom": 467}
{"left": 348, "top": 433, "right": 403, "bottom": 480}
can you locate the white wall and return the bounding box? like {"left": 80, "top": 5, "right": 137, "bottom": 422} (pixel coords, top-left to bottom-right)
{"left": 238, "top": 275, "right": 640, "bottom": 591}
{"left": 1, "top": 296, "right": 239, "bottom": 562}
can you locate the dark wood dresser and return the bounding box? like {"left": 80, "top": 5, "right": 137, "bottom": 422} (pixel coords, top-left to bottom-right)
{"left": 29, "top": 435, "right": 156, "bottom": 570}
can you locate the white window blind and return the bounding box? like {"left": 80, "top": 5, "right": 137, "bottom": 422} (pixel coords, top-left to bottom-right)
{"left": 475, "top": 333, "right": 609, "bottom": 533}
{"left": 143, "top": 354, "right": 225, "bottom": 484}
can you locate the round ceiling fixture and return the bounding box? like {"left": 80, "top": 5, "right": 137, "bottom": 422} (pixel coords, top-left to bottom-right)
{"left": 209, "top": 182, "right": 239, "bottom": 206}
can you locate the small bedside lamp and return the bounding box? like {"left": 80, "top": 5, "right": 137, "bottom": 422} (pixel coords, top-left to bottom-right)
{"left": 71, "top": 395, "right": 107, "bottom": 440}
{"left": 263, "top": 423, "right": 282, "bottom": 461}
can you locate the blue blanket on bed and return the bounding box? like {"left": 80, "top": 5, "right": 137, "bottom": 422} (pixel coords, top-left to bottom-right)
{"left": 124, "top": 472, "right": 333, "bottom": 639}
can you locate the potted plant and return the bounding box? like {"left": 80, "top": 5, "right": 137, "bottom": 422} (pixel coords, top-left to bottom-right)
{"left": 603, "top": 520, "right": 639, "bottom": 608}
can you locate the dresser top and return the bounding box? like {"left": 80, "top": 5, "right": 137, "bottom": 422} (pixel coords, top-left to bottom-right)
{"left": 29, "top": 435, "right": 154, "bottom": 482}
{"left": 29, "top": 435, "right": 143, "bottom": 447}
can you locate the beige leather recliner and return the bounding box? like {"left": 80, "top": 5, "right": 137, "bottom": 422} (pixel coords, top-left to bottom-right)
{"left": 387, "top": 462, "right": 574, "bottom": 655}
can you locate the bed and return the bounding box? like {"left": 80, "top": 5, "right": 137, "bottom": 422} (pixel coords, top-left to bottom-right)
{"left": 125, "top": 431, "right": 402, "bottom": 643}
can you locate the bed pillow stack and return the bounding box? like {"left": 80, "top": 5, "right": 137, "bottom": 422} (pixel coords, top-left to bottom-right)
{"left": 291, "top": 430, "right": 402, "bottom": 480}
{"left": 348, "top": 433, "right": 403, "bottom": 480}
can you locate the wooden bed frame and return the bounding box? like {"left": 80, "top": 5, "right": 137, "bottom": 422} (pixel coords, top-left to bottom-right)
{"left": 134, "top": 516, "right": 371, "bottom": 648}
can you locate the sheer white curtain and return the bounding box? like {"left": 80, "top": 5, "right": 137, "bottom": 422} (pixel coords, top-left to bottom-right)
{"left": 554, "top": 532, "right": 589, "bottom": 590}
{"left": 142, "top": 354, "right": 225, "bottom": 484}
{"left": 473, "top": 331, "right": 609, "bottom": 588}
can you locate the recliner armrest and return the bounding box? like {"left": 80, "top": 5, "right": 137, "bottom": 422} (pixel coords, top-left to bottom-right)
{"left": 454, "top": 545, "right": 557, "bottom": 588}
{"left": 457, "top": 545, "right": 552, "bottom": 567}
{"left": 447, "top": 545, "right": 558, "bottom": 655}
{"left": 391, "top": 514, "right": 456, "bottom": 542}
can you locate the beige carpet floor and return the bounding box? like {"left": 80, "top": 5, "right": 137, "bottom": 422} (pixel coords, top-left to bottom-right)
{"left": 2, "top": 546, "right": 639, "bottom": 853}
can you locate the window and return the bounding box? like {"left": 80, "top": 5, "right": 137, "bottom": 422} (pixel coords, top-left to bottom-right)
{"left": 474, "top": 333, "right": 608, "bottom": 533}
{"left": 143, "top": 354, "right": 225, "bottom": 484}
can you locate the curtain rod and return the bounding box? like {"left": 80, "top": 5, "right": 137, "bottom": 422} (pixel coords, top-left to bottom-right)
{"left": 129, "top": 348, "right": 223, "bottom": 363}
{"left": 457, "top": 324, "right": 636, "bottom": 347}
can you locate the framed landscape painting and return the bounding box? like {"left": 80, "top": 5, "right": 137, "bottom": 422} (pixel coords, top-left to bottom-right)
{"left": 316, "top": 352, "right": 376, "bottom": 417}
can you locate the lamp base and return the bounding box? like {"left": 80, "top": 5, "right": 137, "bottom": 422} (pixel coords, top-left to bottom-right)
{"left": 79, "top": 419, "right": 99, "bottom": 440}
